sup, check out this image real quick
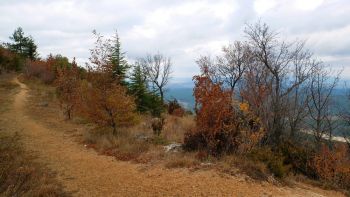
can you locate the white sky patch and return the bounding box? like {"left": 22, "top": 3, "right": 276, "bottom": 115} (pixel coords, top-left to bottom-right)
{"left": 254, "top": 0, "right": 277, "bottom": 15}
{"left": 294, "top": 0, "right": 324, "bottom": 11}
{"left": 184, "top": 40, "right": 228, "bottom": 59}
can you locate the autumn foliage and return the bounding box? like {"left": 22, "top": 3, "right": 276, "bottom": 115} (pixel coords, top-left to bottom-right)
{"left": 79, "top": 76, "right": 137, "bottom": 134}
{"left": 24, "top": 60, "right": 55, "bottom": 84}
{"left": 310, "top": 144, "right": 350, "bottom": 189}
{"left": 184, "top": 70, "right": 264, "bottom": 156}
{"left": 56, "top": 60, "right": 80, "bottom": 119}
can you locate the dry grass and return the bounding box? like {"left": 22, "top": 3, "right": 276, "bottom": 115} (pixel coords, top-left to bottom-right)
{"left": 83, "top": 127, "right": 151, "bottom": 161}
{"left": 0, "top": 73, "right": 19, "bottom": 112}
{"left": 0, "top": 74, "right": 68, "bottom": 196}
{"left": 218, "top": 155, "right": 269, "bottom": 180}
{"left": 164, "top": 153, "right": 200, "bottom": 169}
{"left": 0, "top": 132, "right": 68, "bottom": 197}
{"left": 162, "top": 115, "right": 195, "bottom": 143}
{"left": 81, "top": 113, "right": 195, "bottom": 163}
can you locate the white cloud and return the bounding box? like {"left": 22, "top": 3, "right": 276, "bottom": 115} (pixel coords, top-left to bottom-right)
{"left": 254, "top": 0, "right": 277, "bottom": 15}
{"left": 1, "top": 0, "right": 350, "bottom": 82}
{"left": 294, "top": 0, "right": 324, "bottom": 11}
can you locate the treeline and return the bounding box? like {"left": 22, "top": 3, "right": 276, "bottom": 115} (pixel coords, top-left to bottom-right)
{"left": 185, "top": 22, "right": 350, "bottom": 189}
{"left": 0, "top": 27, "right": 185, "bottom": 134}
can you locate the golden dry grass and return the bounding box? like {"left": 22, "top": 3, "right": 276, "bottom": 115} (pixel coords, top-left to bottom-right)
{"left": 0, "top": 74, "right": 68, "bottom": 196}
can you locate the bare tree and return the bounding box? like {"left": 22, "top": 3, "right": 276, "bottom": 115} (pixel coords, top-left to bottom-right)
{"left": 139, "top": 53, "right": 172, "bottom": 103}
{"left": 338, "top": 84, "right": 350, "bottom": 149}
{"left": 340, "top": 110, "right": 350, "bottom": 150}
{"left": 244, "top": 22, "right": 315, "bottom": 143}
{"left": 216, "top": 41, "right": 251, "bottom": 92}
{"left": 196, "top": 41, "right": 251, "bottom": 93}
{"left": 286, "top": 48, "right": 318, "bottom": 139}
{"left": 196, "top": 55, "right": 219, "bottom": 84}
{"left": 307, "top": 64, "right": 340, "bottom": 145}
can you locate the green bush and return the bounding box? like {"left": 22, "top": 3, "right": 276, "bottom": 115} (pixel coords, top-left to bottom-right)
{"left": 0, "top": 47, "right": 25, "bottom": 72}
{"left": 249, "top": 147, "right": 290, "bottom": 178}
{"left": 278, "top": 141, "right": 315, "bottom": 177}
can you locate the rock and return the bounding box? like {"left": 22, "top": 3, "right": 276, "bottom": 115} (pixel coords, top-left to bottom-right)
{"left": 164, "top": 143, "right": 182, "bottom": 153}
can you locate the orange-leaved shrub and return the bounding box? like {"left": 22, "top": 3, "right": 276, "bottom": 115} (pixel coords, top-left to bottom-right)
{"left": 24, "top": 60, "right": 55, "bottom": 84}
{"left": 183, "top": 70, "right": 265, "bottom": 156}
{"left": 310, "top": 144, "right": 350, "bottom": 189}
{"left": 78, "top": 72, "right": 137, "bottom": 134}
{"left": 55, "top": 60, "right": 80, "bottom": 120}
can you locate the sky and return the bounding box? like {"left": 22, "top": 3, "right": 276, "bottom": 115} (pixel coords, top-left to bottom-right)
{"left": 1, "top": 0, "right": 350, "bottom": 84}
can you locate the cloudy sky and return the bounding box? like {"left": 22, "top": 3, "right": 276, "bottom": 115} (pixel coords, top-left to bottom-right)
{"left": 1, "top": 0, "right": 350, "bottom": 83}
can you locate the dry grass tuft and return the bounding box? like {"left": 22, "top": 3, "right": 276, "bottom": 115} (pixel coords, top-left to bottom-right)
{"left": 164, "top": 153, "right": 200, "bottom": 169}
{"left": 0, "top": 132, "right": 68, "bottom": 196}
{"left": 162, "top": 115, "right": 195, "bottom": 143}
{"left": 84, "top": 127, "right": 151, "bottom": 161}
{"left": 219, "top": 155, "right": 269, "bottom": 180}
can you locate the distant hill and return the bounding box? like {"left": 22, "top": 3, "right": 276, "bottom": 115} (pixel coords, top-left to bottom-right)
{"left": 165, "top": 86, "right": 195, "bottom": 110}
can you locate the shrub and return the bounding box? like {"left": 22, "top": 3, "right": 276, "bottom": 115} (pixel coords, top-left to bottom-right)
{"left": 55, "top": 61, "right": 80, "bottom": 119}
{"left": 79, "top": 76, "right": 138, "bottom": 134}
{"left": 24, "top": 60, "right": 55, "bottom": 84}
{"left": 0, "top": 47, "right": 25, "bottom": 72}
{"left": 183, "top": 72, "right": 265, "bottom": 156}
{"left": 278, "top": 140, "right": 314, "bottom": 176}
{"left": 310, "top": 144, "right": 350, "bottom": 189}
{"left": 249, "top": 147, "right": 291, "bottom": 178}
{"left": 167, "top": 99, "right": 185, "bottom": 117}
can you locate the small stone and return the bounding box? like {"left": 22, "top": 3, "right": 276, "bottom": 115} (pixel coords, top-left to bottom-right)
{"left": 164, "top": 143, "right": 182, "bottom": 152}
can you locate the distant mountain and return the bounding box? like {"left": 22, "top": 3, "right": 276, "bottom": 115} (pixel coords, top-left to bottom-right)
{"left": 165, "top": 85, "right": 350, "bottom": 137}
{"left": 165, "top": 86, "right": 195, "bottom": 110}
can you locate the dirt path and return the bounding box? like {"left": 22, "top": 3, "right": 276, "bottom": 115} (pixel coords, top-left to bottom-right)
{"left": 5, "top": 77, "right": 345, "bottom": 197}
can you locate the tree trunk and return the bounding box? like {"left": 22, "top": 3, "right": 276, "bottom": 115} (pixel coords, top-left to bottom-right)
{"left": 160, "top": 89, "right": 164, "bottom": 104}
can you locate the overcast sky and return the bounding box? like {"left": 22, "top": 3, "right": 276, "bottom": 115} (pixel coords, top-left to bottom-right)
{"left": 1, "top": 0, "right": 350, "bottom": 83}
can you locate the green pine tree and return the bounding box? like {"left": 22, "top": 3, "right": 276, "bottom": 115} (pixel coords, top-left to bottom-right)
{"left": 8, "top": 27, "right": 38, "bottom": 60}
{"left": 129, "top": 64, "right": 164, "bottom": 116}
{"left": 110, "top": 31, "right": 129, "bottom": 85}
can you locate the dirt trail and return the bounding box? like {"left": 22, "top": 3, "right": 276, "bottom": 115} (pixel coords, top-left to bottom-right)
{"left": 5, "top": 77, "right": 344, "bottom": 197}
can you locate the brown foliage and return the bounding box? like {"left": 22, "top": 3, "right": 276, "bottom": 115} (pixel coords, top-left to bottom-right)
{"left": 310, "top": 144, "right": 350, "bottom": 189}
{"left": 24, "top": 60, "right": 55, "bottom": 84}
{"left": 77, "top": 32, "right": 138, "bottom": 134}
{"left": 79, "top": 77, "right": 137, "bottom": 134}
{"left": 172, "top": 108, "right": 185, "bottom": 117}
{"left": 184, "top": 70, "right": 264, "bottom": 156}
{"left": 56, "top": 60, "right": 80, "bottom": 119}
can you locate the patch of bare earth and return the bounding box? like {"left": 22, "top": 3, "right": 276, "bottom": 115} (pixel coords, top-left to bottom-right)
{"left": 3, "top": 76, "right": 345, "bottom": 196}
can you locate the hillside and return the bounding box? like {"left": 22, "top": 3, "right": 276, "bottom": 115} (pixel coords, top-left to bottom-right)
{"left": 0, "top": 74, "right": 346, "bottom": 196}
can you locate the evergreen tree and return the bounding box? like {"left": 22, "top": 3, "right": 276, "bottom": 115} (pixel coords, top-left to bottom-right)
{"left": 111, "top": 31, "right": 129, "bottom": 85}
{"left": 8, "top": 27, "right": 38, "bottom": 60}
{"left": 129, "top": 64, "right": 164, "bottom": 116}
{"left": 129, "top": 64, "right": 148, "bottom": 112}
